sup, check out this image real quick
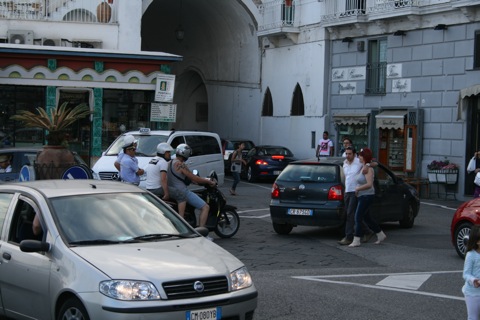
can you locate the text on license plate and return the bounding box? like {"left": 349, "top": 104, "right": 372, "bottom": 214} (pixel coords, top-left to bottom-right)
{"left": 288, "top": 208, "right": 313, "bottom": 216}
{"left": 186, "top": 307, "right": 221, "bottom": 320}
{"left": 273, "top": 170, "right": 281, "bottom": 175}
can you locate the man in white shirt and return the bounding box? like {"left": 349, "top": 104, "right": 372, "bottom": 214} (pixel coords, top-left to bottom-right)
{"left": 316, "top": 131, "right": 334, "bottom": 157}
{"left": 0, "top": 154, "right": 12, "bottom": 173}
{"left": 338, "top": 146, "right": 373, "bottom": 245}
{"left": 145, "top": 143, "right": 173, "bottom": 200}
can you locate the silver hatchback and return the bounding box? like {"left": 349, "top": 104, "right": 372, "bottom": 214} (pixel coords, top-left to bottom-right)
{"left": 0, "top": 180, "right": 257, "bottom": 320}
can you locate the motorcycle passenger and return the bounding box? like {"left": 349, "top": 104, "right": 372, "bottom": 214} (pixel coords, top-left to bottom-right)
{"left": 145, "top": 142, "right": 173, "bottom": 200}
{"left": 167, "top": 144, "right": 216, "bottom": 235}
{"left": 119, "top": 139, "right": 144, "bottom": 185}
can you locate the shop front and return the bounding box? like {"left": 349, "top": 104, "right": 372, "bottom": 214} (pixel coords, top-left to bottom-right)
{"left": 0, "top": 44, "right": 181, "bottom": 165}
{"left": 333, "top": 111, "right": 370, "bottom": 156}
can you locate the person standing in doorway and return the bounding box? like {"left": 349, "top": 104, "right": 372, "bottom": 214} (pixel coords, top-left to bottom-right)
{"left": 462, "top": 224, "right": 480, "bottom": 320}
{"left": 230, "top": 142, "right": 247, "bottom": 195}
{"left": 316, "top": 131, "right": 334, "bottom": 157}
{"left": 467, "top": 149, "right": 480, "bottom": 198}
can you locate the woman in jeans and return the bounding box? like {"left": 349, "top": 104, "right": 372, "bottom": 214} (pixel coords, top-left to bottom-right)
{"left": 349, "top": 148, "right": 386, "bottom": 247}
{"left": 230, "top": 142, "right": 246, "bottom": 195}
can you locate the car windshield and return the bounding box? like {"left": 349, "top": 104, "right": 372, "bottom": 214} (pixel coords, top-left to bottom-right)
{"left": 260, "top": 147, "right": 293, "bottom": 156}
{"left": 50, "top": 192, "right": 195, "bottom": 245}
{"left": 277, "top": 164, "right": 337, "bottom": 182}
{"left": 105, "top": 134, "right": 169, "bottom": 156}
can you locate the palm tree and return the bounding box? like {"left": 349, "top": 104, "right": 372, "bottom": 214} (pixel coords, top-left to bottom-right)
{"left": 10, "top": 102, "right": 91, "bottom": 146}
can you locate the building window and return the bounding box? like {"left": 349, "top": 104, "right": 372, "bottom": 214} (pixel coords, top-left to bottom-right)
{"left": 366, "top": 38, "right": 387, "bottom": 95}
{"left": 291, "top": 83, "right": 304, "bottom": 116}
{"left": 262, "top": 87, "right": 273, "bottom": 116}
{"left": 474, "top": 31, "right": 480, "bottom": 69}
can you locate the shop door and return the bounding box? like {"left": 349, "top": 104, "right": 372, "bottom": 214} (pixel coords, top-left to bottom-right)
{"left": 465, "top": 97, "right": 480, "bottom": 196}
{"left": 57, "top": 90, "right": 91, "bottom": 166}
{"left": 378, "top": 128, "right": 405, "bottom": 174}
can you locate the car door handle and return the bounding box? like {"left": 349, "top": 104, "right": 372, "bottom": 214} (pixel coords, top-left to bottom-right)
{"left": 2, "top": 252, "right": 11, "bottom": 260}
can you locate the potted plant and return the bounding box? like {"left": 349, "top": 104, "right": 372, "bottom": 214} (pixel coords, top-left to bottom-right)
{"left": 427, "top": 159, "right": 459, "bottom": 184}
{"left": 11, "top": 102, "right": 91, "bottom": 179}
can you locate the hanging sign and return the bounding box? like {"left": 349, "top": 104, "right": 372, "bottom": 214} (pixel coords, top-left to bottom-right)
{"left": 155, "top": 74, "right": 176, "bottom": 102}
{"left": 151, "top": 103, "right": 177, "bottom": 122}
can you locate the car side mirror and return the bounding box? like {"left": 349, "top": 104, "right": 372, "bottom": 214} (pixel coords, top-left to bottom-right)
{"left": 20, "top": 240, "right": 50, "bottom": 253}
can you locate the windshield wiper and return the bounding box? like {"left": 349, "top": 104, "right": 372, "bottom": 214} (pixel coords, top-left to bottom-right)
{"left": 69, "top": 239, "right": 122, "bottom": 246}
{"left": 131, "top": 233, "right": 193, "bottom": 241}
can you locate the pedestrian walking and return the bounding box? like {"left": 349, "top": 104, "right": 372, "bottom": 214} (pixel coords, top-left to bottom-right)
{"left": 463, "top": 224, "right": 480, "bottom": 320}
{"left": 349, "top": 148, "right": 386, "bottom": 247}
{"left": 316, "top": 131, "right": 333, "bottom": 157}
{"left": 230, "top": 142, "right": 247, "bottom": 195}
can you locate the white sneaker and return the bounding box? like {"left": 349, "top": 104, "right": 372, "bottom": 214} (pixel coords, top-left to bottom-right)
{"left": 205, "top": 235, "right": 214, "bottom": 241}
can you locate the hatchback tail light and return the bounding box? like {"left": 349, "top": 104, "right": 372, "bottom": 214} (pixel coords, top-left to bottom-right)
{"left": 272, "top": 155, "right": 285, "bottom": 160}
{"left": 271, "top": 183, "right": 280, "bottom": 199}
{"left": 255, "top": 160, "right": 268, "bottom": 166}
{"left": 328, "top": 184, "right": 343, "bottom": 201}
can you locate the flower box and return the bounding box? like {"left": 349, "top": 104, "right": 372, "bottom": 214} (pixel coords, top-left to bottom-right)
{"left": 427, "top": 169, "right": 458, "bottom": 185}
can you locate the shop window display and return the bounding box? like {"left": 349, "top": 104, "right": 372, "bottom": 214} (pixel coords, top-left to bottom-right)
{"left": 337, "top": 124, "right": 368, "bottom": 155}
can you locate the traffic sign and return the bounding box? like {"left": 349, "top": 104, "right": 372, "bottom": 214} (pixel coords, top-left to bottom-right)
{"left": 61, "top": 165, "right": 93, "bottom": 180}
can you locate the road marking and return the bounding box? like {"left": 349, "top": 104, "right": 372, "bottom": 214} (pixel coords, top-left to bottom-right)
{"left": 294, "top": 271, "right": 464, "bottom": 301}
{"left": 420, "top": 201, "right": 457, "bottom": 211}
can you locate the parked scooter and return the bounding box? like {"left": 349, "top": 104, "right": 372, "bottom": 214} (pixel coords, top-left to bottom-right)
{"left": 168, "top": 172, "right": 240, "bottom": 238}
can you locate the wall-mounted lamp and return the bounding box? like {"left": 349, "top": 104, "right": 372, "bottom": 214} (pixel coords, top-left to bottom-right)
{"left": 342, "top": 37, "right": 353, "bottom": 43}
{"left": 393, "top": 30, "right": 406, "bottom": 36}
{"left": 434, "top": 24, "right": 448, "bottom": 30}
{"left": 175, "top": 0, "right": 185, "bottom": 42}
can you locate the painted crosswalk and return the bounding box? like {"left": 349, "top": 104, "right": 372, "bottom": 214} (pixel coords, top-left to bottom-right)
{"left": 293, "top": 271, "right": 464, "bottom": 301}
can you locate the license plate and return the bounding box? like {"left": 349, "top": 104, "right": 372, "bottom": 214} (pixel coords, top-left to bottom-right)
{"left": 273, "top": 170, "right": 281, "bottom": 175}
{"left": 186, "top": 307, "right": 221, "bottom": 320}
{"left": 288, "top": 208, "right": 313, "bottom": 216}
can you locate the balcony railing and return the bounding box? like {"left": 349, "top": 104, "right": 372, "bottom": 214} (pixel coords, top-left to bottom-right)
{"left": 320, "top": 0, "right": 440, "bottom": 23}
{"left": 258, "top": 0, "right": 297, "bottom": 32}
{"left": 0, "top": 0, "right": 117, "bottom": 23}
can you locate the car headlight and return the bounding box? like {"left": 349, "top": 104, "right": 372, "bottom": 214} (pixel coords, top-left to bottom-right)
{"left": 230, "top": 267, "right": 253, "bottom": 291}
{"left": 100, "top": 280, "right": 160, "bottom": 300}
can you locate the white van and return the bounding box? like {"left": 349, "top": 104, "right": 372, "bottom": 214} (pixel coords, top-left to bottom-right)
{"left": 92, "top": 129, "right": 225, "bottom": 187}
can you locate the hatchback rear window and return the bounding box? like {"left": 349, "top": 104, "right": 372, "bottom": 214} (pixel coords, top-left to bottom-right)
{"left": 260, "top": 147, "right": 293, "bottom": 156}
{"left": 278, "top": 164, "right": 337, "bottom": 182}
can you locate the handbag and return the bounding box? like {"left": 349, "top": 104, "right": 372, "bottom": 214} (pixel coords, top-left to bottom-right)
{"left": 231, "top": 163, "right": 241, "bottom": 173}
{"left": 475, "top": 172, "right": 480, "bottom": 187}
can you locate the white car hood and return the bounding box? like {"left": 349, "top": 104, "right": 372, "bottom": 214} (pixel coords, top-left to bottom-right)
{"left": 71, "top": 238, "right": 243, "bottom": 281}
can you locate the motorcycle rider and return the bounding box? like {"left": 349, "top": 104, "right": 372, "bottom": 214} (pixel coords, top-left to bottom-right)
{"left": 145, "top": 142, "right": 173, "bottom": 200}
{"left": 167, "top": 144, "right": 216, "bottom": 238}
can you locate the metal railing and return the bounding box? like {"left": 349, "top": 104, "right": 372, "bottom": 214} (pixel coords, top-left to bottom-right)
{"left": 366, "top": 62, "right": 387, "bottom": 95}
{"left": 321, "top": 0, "right": 431, "bottom": 23}
{"left": 258, "top": 0, "right": 296, "bottom": 31}
{"left": 0, "top": 0, "right": 117, "bottom": 23}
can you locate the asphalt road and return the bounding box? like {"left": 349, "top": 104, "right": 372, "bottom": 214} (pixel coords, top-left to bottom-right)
{"left": 214, "top": 177, "right": 467, "bottom": 320}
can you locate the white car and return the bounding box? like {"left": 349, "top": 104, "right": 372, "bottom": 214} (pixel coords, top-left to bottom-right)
{"left": 0, "top": 180, "right": 257, "bottom": 319}
{"left": 92, "top": 129, "right": 225, "bottom": 188}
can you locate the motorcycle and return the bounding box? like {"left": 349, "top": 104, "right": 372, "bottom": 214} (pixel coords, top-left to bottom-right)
{"left": 168, "top": 172, "right": 240, "bottom": 238}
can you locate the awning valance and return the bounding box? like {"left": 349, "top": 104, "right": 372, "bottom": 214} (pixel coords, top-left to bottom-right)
{"left": 457, "top": 84, "right": 480, "bottom": 120}
{"left": 375, "top": 110, "right": 407, "bottom": 129}
{"left": 333, "top": 111, "right": 369, "bottom": 125}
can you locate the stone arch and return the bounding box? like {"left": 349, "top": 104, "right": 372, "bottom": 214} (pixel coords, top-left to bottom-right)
{"left": 291, "top": 83, "right": 304, "bottom": 116}
{"left": 262, "top": 87, "right": 273, "bottom": 116}
{"left": 174, "top": 69, "right": 208, "bottom": 131}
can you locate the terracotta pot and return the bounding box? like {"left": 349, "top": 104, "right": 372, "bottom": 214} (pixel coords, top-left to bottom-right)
{"left": 35, "top": 146, "right": 76, "bottom": 180}
{"left": 97, "top": 2, "right": 112, "bottom": 23}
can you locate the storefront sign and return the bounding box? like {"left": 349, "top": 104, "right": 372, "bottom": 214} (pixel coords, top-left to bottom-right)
{"left": 151, "top": 103, "right": 177, "bottom": 122}
{"left": 375, "top": 110, "right": 407, "bottom": 129}
{"left": 155, "top": 74, "right": 175, "bottom": 102}
{"left": 333, "top": 114, "right": 368, "bottom": 125}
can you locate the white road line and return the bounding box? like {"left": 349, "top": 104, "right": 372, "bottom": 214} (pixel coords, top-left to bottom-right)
{"left": 294, "top": 270, "right": 464, "bottom": 301}
{"left": 420, "top": 201, "right": 458, "bottom": 211}
{"left": 240, "top": 214, "right": 270, "bottom": 219}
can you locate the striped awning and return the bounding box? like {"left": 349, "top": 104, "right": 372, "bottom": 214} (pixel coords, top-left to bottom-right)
{"left": 375, "top": 110, "right": 407, "bottom": 129}
{"left": 333, "top": 111, "right": 369, "bottom": 125}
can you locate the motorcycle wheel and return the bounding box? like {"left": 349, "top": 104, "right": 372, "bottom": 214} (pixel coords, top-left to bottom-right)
{"left": 214, "top": 209, "right": 240, "bottom": 238}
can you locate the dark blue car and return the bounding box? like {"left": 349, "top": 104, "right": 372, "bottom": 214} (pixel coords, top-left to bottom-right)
{"left": 241, "top": 145, "right": 297, "bottom": 182}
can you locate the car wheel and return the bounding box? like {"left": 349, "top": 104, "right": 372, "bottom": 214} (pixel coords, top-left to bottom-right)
{"left": 58, "top": 297, "right": 90, "bottom": 320}
{"left": 272, "top": 222, "right": 293, "bottom": 235}
{"left": 454, "top": 222, "right": 472, "bottom": 259}
{"left": 247, "top": 166, "right": 256, "bottom": 182}
{"left": 399, "top": 202, "right": 415, "bottom": 228}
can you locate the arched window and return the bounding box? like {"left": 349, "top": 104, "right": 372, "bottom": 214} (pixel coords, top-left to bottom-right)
{"left": 291, "top": 83, "right": 304, "bottom": 116}
{"left": 262, "top": 87, "right": 273, "bottom": 116}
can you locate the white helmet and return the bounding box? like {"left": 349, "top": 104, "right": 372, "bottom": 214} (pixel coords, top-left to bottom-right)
{"left": 122, "top": 135, "right": 137, "bottom": 149}
{"left": 175, "top": 143, "right": 192, "bottom": 160}
{"left": 157, "top": 142, "right": 174, "bottom": 155}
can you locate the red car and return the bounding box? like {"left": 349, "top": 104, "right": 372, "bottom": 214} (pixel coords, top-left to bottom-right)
{"left": 451, "top": 198, "right": 480, "bottom": 258}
